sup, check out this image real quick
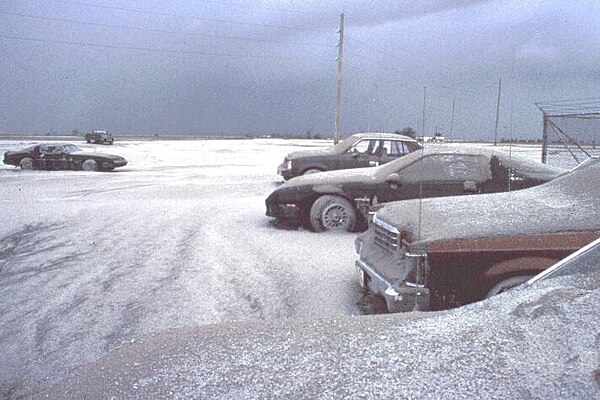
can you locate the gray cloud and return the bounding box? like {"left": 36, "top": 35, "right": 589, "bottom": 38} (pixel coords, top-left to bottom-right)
{"left": 1, "top": 0, "right": 599, "bottom": 138}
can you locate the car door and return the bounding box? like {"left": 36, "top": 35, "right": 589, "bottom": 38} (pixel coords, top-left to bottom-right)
{"left": 38, "top": 145, "right": 57, "bottom": 170}
{"left": 337, "top": 139, "right": 381, "bottom": 169}
{"left": 375, "top": 154, "right": 490, "bottom": 203}
{"left": 56, "top": 145, "right": 72, "bottom": 170}
{"left": 46, "top": 145, "right": 69, "bottom": 170}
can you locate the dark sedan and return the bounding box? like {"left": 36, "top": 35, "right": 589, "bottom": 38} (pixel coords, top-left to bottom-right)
{"left": 277, "top": 132, "right": 421, "bottom": 180}
{"left": 3, "top": 143, "right": 127, "bottom": 171}
{"left": 266, "top": 146, "right": 565, "bottom": 232}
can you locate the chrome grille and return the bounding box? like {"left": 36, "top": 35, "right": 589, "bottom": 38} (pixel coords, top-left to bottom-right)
{"left": 373, "top": 217, "right": 400, "bottom": 252}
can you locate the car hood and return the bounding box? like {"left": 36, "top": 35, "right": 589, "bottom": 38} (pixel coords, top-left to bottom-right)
{"left": 374, "top": 158, "right": 600, "bottom": 247}
{"left": 280, "top": 167, "right": 379, "bottom": 189}
{"left": 71, "top": 151, "right": 124, "bottom": 160}
{"left": 285, "top": 148, "right": 338, "bottom": 160}
{"left": 4, "top": 149, "right": 29, "bottom": 156}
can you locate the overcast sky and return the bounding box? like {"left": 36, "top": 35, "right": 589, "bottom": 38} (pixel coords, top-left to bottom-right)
{"left": 1, "top": 0, "right": 599, "bottom": 139}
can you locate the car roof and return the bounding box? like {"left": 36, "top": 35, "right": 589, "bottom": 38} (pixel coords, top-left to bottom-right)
{"left": 346, "top": 132, "right": 418, "bottom": 142}
{"left": 375, "top": 144, "right": 565, "bottom": 179}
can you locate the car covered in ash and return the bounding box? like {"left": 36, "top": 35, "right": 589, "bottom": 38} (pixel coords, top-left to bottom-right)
{"left": 526, "top": 236, "right": 600, "bottom": 288}
{"left": 277, "top": 132, "right": 421, "bottom": 180}
{"left": 3, "top": 143, "right": 127, "bottom": 171}
{"left": 354, "top": 158, "right": 600, "bottom": 313}
{"left": 266, "top": 146, "right": 564, "bottom": 232}
{"left": 85, "top": 130, "right": 114, "bottom": 145}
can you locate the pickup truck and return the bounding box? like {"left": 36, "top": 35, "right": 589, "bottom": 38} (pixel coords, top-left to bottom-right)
{"left": 85, "top": 130, "right": 114, "bottom": 145}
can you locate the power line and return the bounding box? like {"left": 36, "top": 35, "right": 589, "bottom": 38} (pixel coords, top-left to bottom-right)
{"left": 0, "top": 33, "right": 336, "bottom": 62}
{"left": 50, "top": 0, "right": 331, "bottom": 33}
{"left": 191, "top": 0, "right": 332, "bottom": 18}
{"left": 0, "top": 10, "right": 333, "bottom": 48}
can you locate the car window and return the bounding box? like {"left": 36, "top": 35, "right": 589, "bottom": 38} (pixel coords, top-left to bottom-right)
{"left": 349, "top": 139, "right": 379, "bottom": 155}
{"left": 400, "top": 154, "right": 490, "bottom": 182}
{"left": 382, "top": 140, "right": 407, "bottom": 156}
{"left": 40, "top": 145, "right": 56, "bottom": 155}
{"left": 63, "top": 145, "right": 80, "bottom": 153}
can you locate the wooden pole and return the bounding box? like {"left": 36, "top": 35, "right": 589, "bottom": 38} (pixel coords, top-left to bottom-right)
{"left": 334, "top": 13, "right": 345, "bottom": 144}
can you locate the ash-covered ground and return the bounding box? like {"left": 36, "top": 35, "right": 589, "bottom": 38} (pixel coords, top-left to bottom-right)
{"left": 0, "top": 138, "right": 364, "bottom": 397}
{"left": 1, "top": 139, "right": 597, "bottom": 399}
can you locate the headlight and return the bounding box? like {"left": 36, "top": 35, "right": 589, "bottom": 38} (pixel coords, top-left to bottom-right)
{"left": 286, "top": 160, "right": 292, "bottom": 170}
{"left": 354, "top": 237, "right": 363, "bottom": 255}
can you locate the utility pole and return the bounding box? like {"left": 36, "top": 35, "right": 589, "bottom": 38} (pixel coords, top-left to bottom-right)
{"left": 333, "top": 13, "right": 345, "bottom": 144}
{"left": 421, "top": 85, "right": 427, "bottom": 137}
{"left": 493, "top": 77, "right": 502, "bottom": 146}
{"left": 450, "top": 99, "right": 455, "bottom": 140}
{"left": 541, "top": 111, "right": 549, "bottom": 163}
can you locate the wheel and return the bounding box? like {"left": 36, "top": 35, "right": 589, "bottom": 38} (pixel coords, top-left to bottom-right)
{"left": 302, "top": 168, "right": 322, "bottom": 175}
{"left": 86, "top": 139, "right": 91, "bottom": 143}
{"left": 82, "top": 159, "right": 98, "bottom": 171}
{"left": 19, "top": 157, "right": 34, "bottom": 170}
{"left": 485, "top": 275, "right": 533, "bottom": 298}
{"left": 309, "top": 195, "right": 356, "bottom": 232}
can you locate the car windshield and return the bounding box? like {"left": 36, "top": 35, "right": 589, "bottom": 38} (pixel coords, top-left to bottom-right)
{"left": 62, "top": 145, "right": 81, "bottom": 153}
{"left": 330, "top": 135, "right": 362, "bottom": 153}
{"left": 527, "top": 238, "right": 600, "bottom": 285}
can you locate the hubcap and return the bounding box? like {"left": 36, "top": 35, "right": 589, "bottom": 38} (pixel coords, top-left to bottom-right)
{"left": 322, "top": 203, "right": 350, "bottom": 230}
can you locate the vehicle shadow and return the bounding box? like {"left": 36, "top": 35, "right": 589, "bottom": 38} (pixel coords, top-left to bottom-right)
{"left": 356, "top": 293, "right": 388, "bottom": 315}
{"left": 268, "top": 219, "right": 301, "bottom": 231}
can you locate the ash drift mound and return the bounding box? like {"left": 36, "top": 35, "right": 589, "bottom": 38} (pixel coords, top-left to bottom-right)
{"left": 48, "top": 271, "right": 600, "bottom": 399}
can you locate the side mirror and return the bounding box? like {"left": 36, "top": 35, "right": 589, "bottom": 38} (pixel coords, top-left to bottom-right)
{"left": 385, "top": 173, "right": 402, "bottom": 185}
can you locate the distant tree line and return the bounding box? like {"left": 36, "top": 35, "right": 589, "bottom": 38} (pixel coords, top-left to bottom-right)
{"left": 394, "top": 127, "right": 416, "bottom": 138}
{"left": 244, "top": 131, "right": 324, "bottom": 139}
{"left": 500, "top": 138, "right": 543, "bottom": 144}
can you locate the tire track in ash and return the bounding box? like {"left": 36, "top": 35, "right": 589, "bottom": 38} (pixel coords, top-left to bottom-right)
{"left": 192, "top": 197, "right": 361, "bottom": 323}
{"left": 0, "top": 222, "right": 96, "bottom": 398}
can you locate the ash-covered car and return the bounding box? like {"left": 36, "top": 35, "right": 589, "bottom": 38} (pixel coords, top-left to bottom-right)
{"left": 85, "top": 130, "right": 114, "bottom": 145}
{"left": 266, "top": 146, "right": 564, "bottom": 232}
{"left": 526, "top": 236, "right": 600, "bottom": 287}
{"left": 355, "top": 158, "right": 600, "bottom": 313}
{"left": 277, "top": 132, "right": 421, "bottom": 180}
{"left": 3, "top": 143, "right": 127, "bottom": 171}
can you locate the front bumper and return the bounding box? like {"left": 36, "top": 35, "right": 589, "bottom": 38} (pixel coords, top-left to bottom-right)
{"left": 266, "top": 202, "right": 300, "bottom": 220}
{"left": 356, "top": 259, "right": 430, "bottom": 312}
{"left": 113, "top": 159, "right": 127, "bottom": 167}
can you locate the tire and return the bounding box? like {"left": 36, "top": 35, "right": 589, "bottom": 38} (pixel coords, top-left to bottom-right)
{"left": 485, "top": 275, "right": 533, "bottom": 299}
{"left": 19, "top": 157, "right": 34, "bottom": 170}
{"left": 82, "top": 159, "right": 98, "bottom": 172}
{"left": 302, "top": 168, "right": 323, "bottom": 175}
{"left": 309, "top": 195, "right": 356, "bottom": 232}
